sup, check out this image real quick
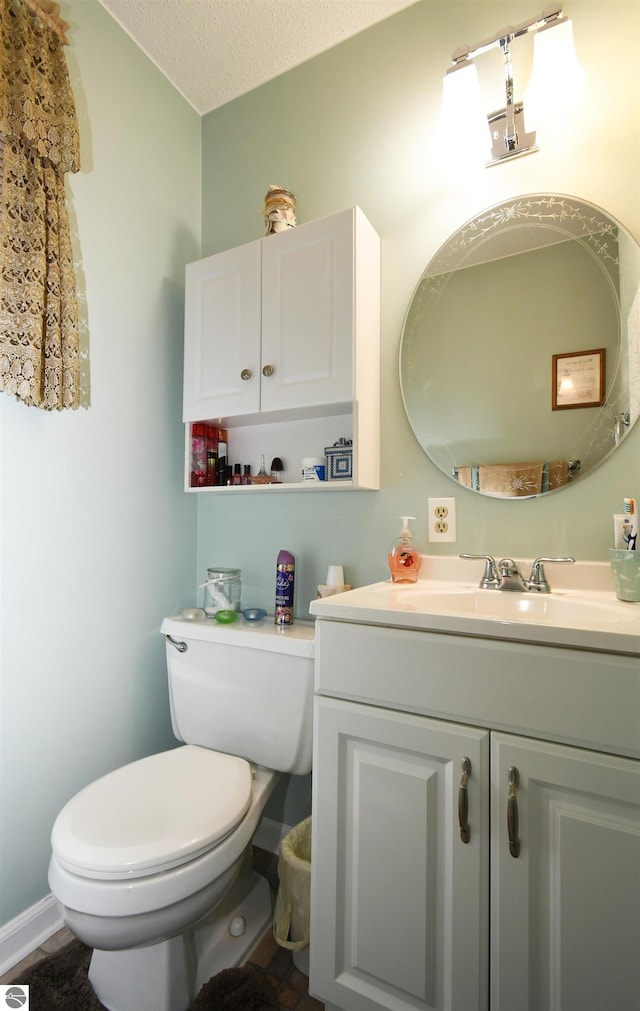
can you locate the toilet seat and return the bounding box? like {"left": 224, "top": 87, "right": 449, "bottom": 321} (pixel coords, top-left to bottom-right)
{"left": 51, "top": 746, "right": 252, "bottom": 880}
{"left": 48, "top": 764, "right": 277, "bottom": 922}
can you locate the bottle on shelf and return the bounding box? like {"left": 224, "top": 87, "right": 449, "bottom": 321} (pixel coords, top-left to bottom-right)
{"left": 206, "top": 425, "right": 218, "bottom": 486}
{"left": 217, "top": 429, "right": 228, "bottom": 486}
{"left": 242, "top": 465, "right": 252, "bottom": 485}
{"left": 206, "top": 448, "right": 217, "bottom": 486}
{"left": 232, "top": 463, "right": 242, "bottom": 486}
{"left": 190, "top": 424, "right": 208, "bottom": 487}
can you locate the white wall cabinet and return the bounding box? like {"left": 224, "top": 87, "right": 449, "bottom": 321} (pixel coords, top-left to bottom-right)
{"left": 260, "top": 208, "right": 359, "bottom": 414}
{"left": 184, "top": 239, "right": 262, "bottom": 420}
{"left": 311, "top": 620, "right": 640, "bottom": 1011}
{"left": 182, "top": 207, "right": 380, "bottom": 491}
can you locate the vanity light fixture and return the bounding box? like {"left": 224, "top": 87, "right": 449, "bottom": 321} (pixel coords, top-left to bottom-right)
{"left": 443, "top": 3, "right": 585, "bottom": 166}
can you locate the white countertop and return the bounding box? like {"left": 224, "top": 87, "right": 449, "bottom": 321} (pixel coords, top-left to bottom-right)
{"left": 309, "top": 558, "right": 640, "bottom": 655}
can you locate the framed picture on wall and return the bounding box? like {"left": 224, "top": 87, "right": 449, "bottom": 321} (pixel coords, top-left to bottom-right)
{"left": 552, "top": 348, "right": 606, "bottom": 410}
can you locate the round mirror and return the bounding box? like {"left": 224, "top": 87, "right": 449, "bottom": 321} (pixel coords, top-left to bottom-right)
{"left": 400, "top": 194, "right": 639, "bottom": 498}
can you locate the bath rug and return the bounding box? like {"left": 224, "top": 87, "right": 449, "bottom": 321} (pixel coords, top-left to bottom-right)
{"left": 191, "top": 965, "right": 279, "bottom": 1010}
{"left": 13, "top": 938, "right": 105, "bottom": 1009}
{"left": 13, "top": 938, "right": 280, "bottom": 1010}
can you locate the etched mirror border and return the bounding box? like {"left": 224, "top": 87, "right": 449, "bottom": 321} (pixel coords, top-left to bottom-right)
{"left": 400, "top": 194, "right": 640, "bottom": 498}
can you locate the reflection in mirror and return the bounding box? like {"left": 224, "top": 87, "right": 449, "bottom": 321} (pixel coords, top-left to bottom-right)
{"left": 400, "top": 195, "right": 640, "bottom": 498}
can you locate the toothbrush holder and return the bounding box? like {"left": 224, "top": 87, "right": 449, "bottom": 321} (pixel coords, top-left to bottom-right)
{"left": 609, "top": 549, "right": 640, "bottom": 602}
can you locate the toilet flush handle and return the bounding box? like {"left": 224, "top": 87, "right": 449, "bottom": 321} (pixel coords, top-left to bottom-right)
{"left": 165, "top": 634, "right": 187, "bottom": 653}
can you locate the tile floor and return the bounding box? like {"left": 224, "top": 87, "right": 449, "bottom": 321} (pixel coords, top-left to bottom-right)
{"left": 1, "top": 847, "right": 325, "bottom": 1011}
{"left": 0, "top": 923, "right": 77, "bottom": 985}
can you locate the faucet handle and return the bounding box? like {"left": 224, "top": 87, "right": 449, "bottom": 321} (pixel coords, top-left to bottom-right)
{"left": 460, "top": 553, "right": 501, "bottom": 589}
{"left": 528, "top": 556, "right": 575, "bottom": 593}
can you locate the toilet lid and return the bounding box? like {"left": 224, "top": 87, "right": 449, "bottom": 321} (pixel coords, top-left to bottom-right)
{"left": 51, "top": 746, "right": 252, "bottom": 879}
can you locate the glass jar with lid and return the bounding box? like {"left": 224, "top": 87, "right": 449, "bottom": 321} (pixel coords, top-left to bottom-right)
{"left": 203, "top": 568, "right": 241, "bottom": 616}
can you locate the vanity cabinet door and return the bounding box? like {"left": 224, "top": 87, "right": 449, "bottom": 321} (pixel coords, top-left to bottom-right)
{"left": 491, "top": 733, "right": 640, "bottom": 1011}
{"left": 183, "top": 240, "right": 262, "bottom": 421}
{"left": 311, "top": 696, "right": 490, "bottom": 1011}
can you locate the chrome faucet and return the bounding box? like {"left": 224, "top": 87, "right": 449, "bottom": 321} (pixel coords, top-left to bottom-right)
{"left": 460, "top": 554, "right": 575, "bottom": 593}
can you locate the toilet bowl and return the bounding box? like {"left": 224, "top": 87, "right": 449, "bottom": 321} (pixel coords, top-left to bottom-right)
{"left": 48, "top": 617, "right": 315, "bottom": 1011}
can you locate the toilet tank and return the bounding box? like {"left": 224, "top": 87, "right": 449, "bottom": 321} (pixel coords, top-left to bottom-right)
{"left": 161, "top": 616, "right": 315, "bottom": 775}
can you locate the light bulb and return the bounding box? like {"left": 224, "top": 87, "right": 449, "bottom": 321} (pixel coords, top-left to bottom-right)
{"left": 439, "top": 60, "right": 491, "bottom": 163}
{"left": 523, "top": 18, "right": 586, "bottom": 134}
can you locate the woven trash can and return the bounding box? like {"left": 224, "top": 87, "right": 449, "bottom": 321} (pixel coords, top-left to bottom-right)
{"left": 273, "top": 816, "right": 312, "bottom": 974}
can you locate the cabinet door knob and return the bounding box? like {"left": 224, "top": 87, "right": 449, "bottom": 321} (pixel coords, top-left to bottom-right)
{"left": 507, "top": 766, "right": 521, "bottom": 858}
{"left": 262, "top": 364, "right": 274, "bottom": 378}
{"left": 240, "top": 369, "right": 252, "bottom": 381}
{"left": 458, "top": 757, "right": 471, "bottom": 844}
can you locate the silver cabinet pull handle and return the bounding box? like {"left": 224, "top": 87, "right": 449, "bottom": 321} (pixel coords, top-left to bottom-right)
{"left": 507, "top": 766, "right": 521, "bottom": 858}
{"left": 458, "top": 757, "right": 471, "bottom": 843}
{"left": 165, "top": 634, "right": 187, "bottom": 653}
{"left": 262, "top": 364, "right": 274, "bottom": 377}
{"left": 240, "top": 368, "right": 252, "bottom": 381}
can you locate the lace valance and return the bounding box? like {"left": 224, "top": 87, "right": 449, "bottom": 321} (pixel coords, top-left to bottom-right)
{"left": 0, "top": 0, "right": 81, "bottom": 409}
{"left": 0, "top": 0, "right": 79, "bottom": 171}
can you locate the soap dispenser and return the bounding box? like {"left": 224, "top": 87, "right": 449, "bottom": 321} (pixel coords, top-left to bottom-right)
{"left": 388, "top": 516, "right": 422, "bottom": 584}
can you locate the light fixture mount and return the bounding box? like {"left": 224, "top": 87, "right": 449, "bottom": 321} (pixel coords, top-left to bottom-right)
{"left": 487, "top": 105, "right": 538, "bottom": 165}
{"left": 445, "top": 3, "right": 579, "bottom": 166}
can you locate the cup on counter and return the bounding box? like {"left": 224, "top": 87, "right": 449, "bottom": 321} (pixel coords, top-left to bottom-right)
{"left": 326, "top": 565, "right": 344, "bottom": 586}
{"left": 609, "top": 549, "right": 640, "bottom": 602}
{"left": 302, "top": 457, "right": 326, "bottom": 481}
{"left": 317, "top": 563, "right": 351, "bottom": 598}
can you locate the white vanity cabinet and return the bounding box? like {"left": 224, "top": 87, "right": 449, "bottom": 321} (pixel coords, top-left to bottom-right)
{"left": 490, "top": 732, "right": 640, "bottom": 1011}
{"left": 310, "top": 618, "right": 640, "bottom": 1011}
{"left": 313, "top": 695, "right": 490, "bottom": 1011}
{"left": 182, "top": 207, "right": 380, "bottom": 490}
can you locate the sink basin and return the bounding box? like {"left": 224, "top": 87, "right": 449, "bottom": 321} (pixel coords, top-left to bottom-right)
{"left": 309, "top": 570, "right": 640, "bottom": 654}
{"left": 393, "top": 587, "right": 634, "bottom": 628}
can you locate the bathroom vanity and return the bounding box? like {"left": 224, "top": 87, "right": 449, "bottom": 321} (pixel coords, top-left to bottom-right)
{"left": 308, "top": 562, "right": 640, "bottom": 1011}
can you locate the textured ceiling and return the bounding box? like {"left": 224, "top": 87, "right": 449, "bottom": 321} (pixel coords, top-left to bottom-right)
{"left": 98, "top": 0, "right": 418, "bottom": 115}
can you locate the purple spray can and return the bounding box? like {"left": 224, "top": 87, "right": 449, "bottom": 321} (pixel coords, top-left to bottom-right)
{"left": 275, "top": 549, "right": 295, "bottom": 625}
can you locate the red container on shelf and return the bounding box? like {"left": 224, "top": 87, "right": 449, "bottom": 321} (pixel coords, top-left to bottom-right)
{"left": 190, "top": 423, "right": 208, "bottom": 487}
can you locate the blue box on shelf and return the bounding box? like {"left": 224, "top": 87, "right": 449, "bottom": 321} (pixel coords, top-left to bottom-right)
{"left": 325, "top": 438, "right": 353, "bottom": 481}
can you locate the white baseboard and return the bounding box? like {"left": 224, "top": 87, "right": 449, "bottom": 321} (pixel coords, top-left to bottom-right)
{"left": 0, "top": 894, "right": 63, "bottom": 976}
{"left": 254, "top": 816, "right": 292, "bottom": 855}
{"left": 0, "top": 817, "right": 289, "bottom": 977}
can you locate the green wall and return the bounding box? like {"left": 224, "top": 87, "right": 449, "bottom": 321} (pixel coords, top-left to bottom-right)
{"left": 198, "top": 0, "right": 639, "bottom": 829}
{"left": 198, "top": 0, "right": 639, "bottom": 616}
{"left": 1, "top": 0, "right": 638, "bottom": 939}
{"left": 0, "top": 1, "right": 200, "bottom": 930}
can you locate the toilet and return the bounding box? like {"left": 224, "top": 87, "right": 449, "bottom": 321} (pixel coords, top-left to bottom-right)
{"left": 48, "top": 615, "right": 315, "bottom": 1011}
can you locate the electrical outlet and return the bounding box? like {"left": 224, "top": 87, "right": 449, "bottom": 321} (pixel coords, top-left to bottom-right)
{"left": 428, "top": 497, "right": 456, "bottom": 542}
